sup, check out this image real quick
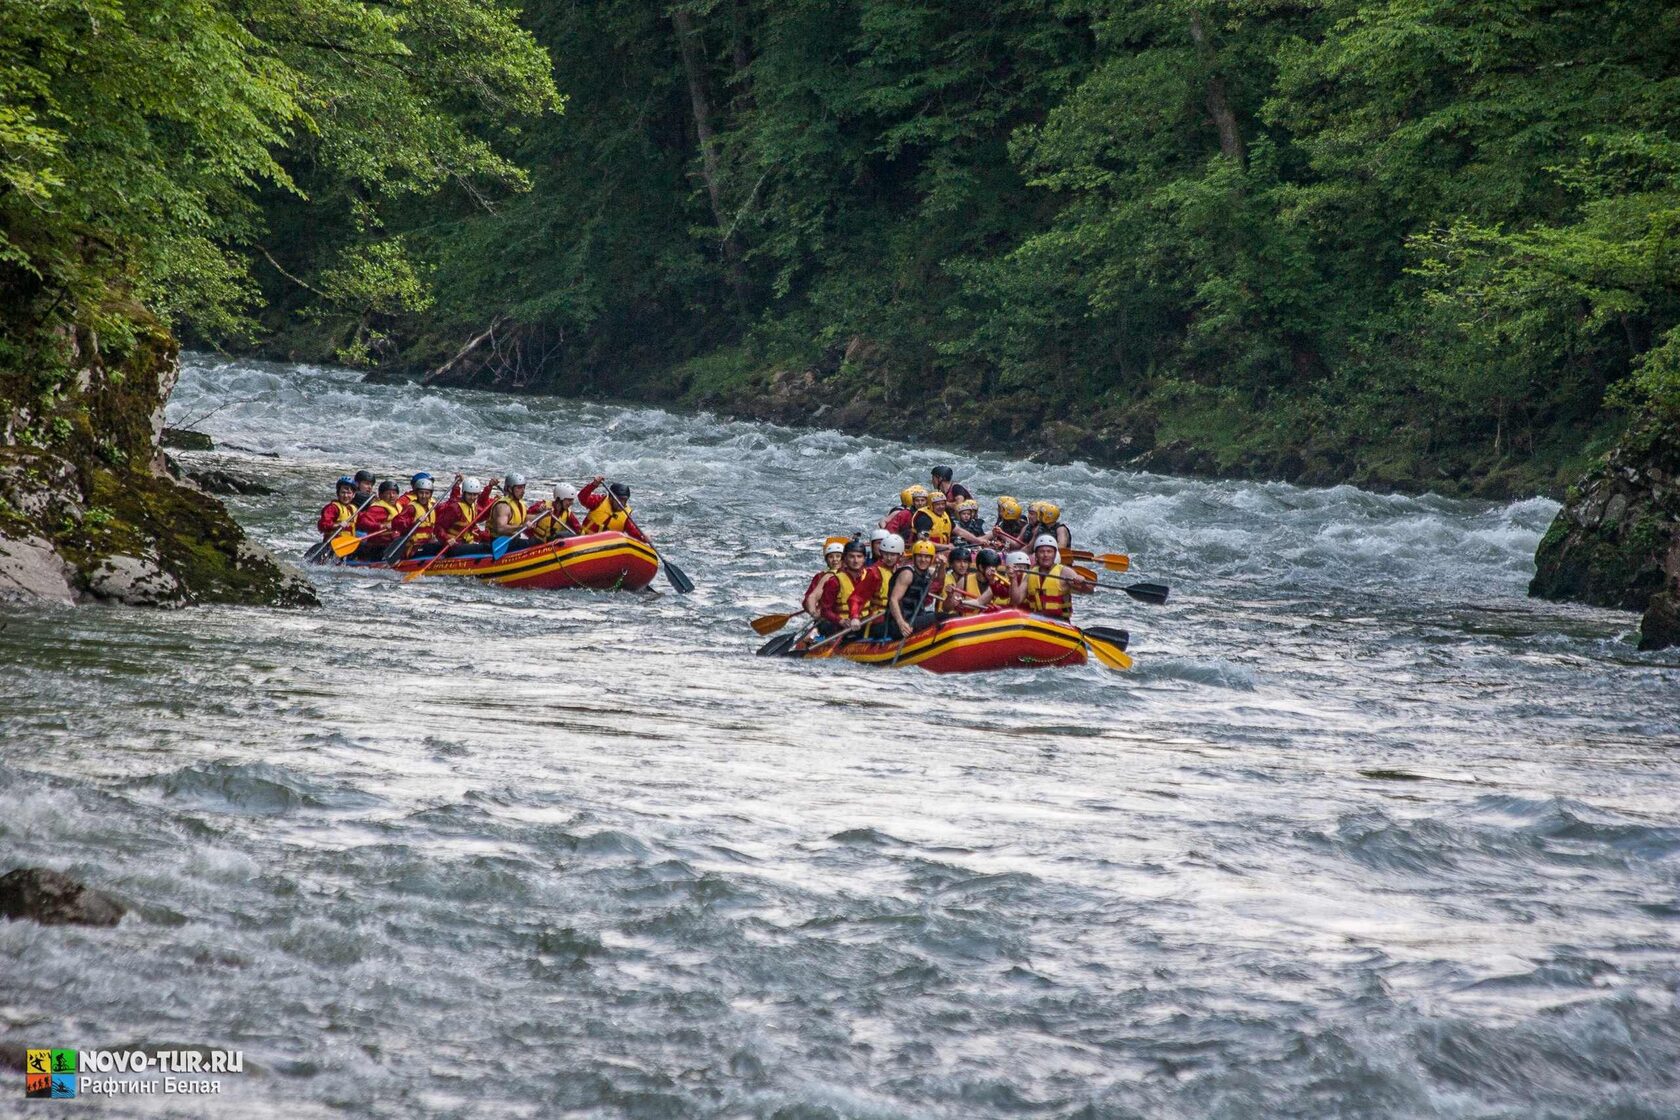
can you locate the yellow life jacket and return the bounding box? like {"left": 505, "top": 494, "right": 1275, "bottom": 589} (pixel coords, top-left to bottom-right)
{"left": 583, "top": 498, "right": 631, "bottom": 533}
{"left": 869, "top": 563, "right": 894, "bottom": 613}
{"left": 367, "top": 499, "right": 401, "bottom": 522}
{"left": 492, "top": 495, "right": 527, "bottom": 531}
{"left": 946, "top": 570, "right": 983, "bottom": 610}
{"left": 327, "top": 501, "right": 356, "bottom": 535}
{"left": 1025, "top": 564, "right": 1074, "bottom": 619}
{"left": 927, "top": 510, "right": 953, "bottom": 544}
{"left": 833, "top": 570, "right": 858, "bottom": 611}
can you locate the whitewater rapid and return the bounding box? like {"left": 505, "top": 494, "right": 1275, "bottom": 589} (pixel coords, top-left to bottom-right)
{"left": 1, "top": 354, "right": 1676, "bottom": 1118}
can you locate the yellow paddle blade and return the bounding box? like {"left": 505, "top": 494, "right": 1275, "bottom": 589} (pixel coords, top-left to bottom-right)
{"left": 1070, "top": 563, "right": 1098, "bottom": 582}
{"left": 329, "top": 534, "right": 362, "bottom": 557}
{"left": 750, "top": 611, "right": 798, "bottom": 636}
{"left": 1100, "top": 554, "right": 1130, "bottom": 572}
{"left": 1082, "top": 633, "right": 1133, "bottom": 671}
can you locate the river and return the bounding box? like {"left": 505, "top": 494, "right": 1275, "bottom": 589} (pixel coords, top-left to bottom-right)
{"left": 3, "top": 354, "right": 1678, "bottom": 1118}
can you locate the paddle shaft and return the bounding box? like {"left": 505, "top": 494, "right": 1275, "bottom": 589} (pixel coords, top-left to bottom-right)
{"left": 401, "top": 502, "right": 496, "bottom": 582}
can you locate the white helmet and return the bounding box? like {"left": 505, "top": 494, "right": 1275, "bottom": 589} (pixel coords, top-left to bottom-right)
{"left": 881, "top": 533, "right": 905, "bottom": 554}
{"left": 1033, "top": 534, "right": 1059, "bottom": 551}
{"left": 1006, "top": 550, "right": 1030, "bottom": 567}
{"left": 869, "top": 528, "right": 889, "bottom": 543}
{"left": 554, "top": 483, "right": 577, "bottom": 501}
{"left": 461, "top": 476, "right": 484, "bottom": 494}
{"left": 824, "top": 541, "right": 846, "bottom": 556}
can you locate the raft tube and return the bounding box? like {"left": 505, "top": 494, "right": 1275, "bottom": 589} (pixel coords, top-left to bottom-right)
{"left": 799, "top": 608, "right": 1092, "bottom": 673}
{"left": 341, "top": 531, "right": 659, "bottom": 592}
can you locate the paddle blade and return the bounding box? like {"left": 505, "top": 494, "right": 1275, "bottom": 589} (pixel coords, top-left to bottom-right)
{"left": 1082, "top": 632, "right": 1133, "bottom": 671}
{"left": 1122, "top": 582, "right": 1170, "bottom": 605}
{"left": 1082, "top": 625, "right": 1130, "bottom": 651}
{"left": 1098, "top": 554, "right": 1131, "bottom": 572}
{"left": 1070, "top": 563, "right": 1098, "bottom": 582}
{"left": 662, "top": 557, "right": 695, "bottom": 594}
{"left": 751, "top": 611, "right": 797, "bottom": 636}
{"left": 329, "top": 534, "right": 362, "bottom": 558}
{"left": 490, "top": 535, "right": 514, "bottom": 560}
{"left": 756, "top": 632, "right": 799, "bottom": 657}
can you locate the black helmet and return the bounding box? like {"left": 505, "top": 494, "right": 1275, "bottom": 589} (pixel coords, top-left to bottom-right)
{"left": 976, "top": 548, "right": 1001, "bottom": 568}
{"left": 931, "top": 465, "right": 953, "bottom": 482}
{"left": 949, "top": 546, "right": 973, "bottom": 563}
{"left": 354, "top": 469, "right": 376, "bottom": 485}
{"left": 842, "top": 540, "right": 868, "bottom": 557}
{"left": 609, "top": 482, "right": 630, "bottom": 501}
{"left": 378, "top": 480, "right": 400, "bottom": 495}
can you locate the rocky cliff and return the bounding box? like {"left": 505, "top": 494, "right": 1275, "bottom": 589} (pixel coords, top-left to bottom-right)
{"left": 1530, "top": 414, "right": 1680, "bottom": 650}
{"left": 0, "top": 318, "right": 316, "bottom": 609}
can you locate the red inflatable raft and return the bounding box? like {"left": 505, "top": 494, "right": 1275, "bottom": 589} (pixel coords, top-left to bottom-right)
{"left": 797, "top": 609, "right": 1123, "bottom": 673}
{"left": 342, "top": 531, "right": 659, "bottom": 592}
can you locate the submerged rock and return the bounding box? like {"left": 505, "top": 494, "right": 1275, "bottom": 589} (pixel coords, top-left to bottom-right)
{"left": 1530, "top": 414, "right": 1680, "bottom": 650}
{"left": 0, "top": 868, "right": 126, "bottom": 927}
{"left": 161, "top": 427, "right": 214, "bottom": 450}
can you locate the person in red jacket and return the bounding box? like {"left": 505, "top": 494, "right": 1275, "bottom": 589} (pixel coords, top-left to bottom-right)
{"left": 801, "top": 538, "right": 849, "bottom": 620}
{"left": 815, "top": 540, "right": 876, "bottom": 637}
{"left": 427, "top": 477, "right": 494, "bottom": 555}
{"left": 578, "top": 477, "right": 649, "bottom": 542}
{"left": 352, "top": 481, "right": 403, "bottom": 559}
{"left": 318, "top": 477, "right": 359, "bottom": 540}
{"left": 388, "top": 474, "right": 439, "bottom": 556}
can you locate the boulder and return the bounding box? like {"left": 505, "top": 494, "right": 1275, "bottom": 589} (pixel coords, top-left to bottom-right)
{"left": 160, "top": 427, "right": 214, "bottom": 451}
{"left": 83, "top": 553, "right": 186, "bottom": 607}
{"left": 1531, "top": 414, "right": 1680, "bottom": 649}
{"left": 0, "top": 868, "right": 126, "bottom": 927}
{"left": 0, "top": 534, "right": 77, "bottom": 604}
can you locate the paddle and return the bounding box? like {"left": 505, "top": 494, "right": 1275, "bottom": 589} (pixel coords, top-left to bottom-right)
{"left": 1090, "top": 580, "right": 1171, "bottom": 605}
{"left": 801, "top": 613, "right": 885, "bottom": 658}
{"left": 750, "top": 609, "right": 802, "bottom": 636}
{"left": 381, "top": 497, "right": 447, "bottom": 562}
{"left": 489, "top": 507, "right": 559, "bottom": 560}
{"left": 401, "top": 503, "right": 495, "bottom": 583}
{"left": 757, "top": 622, "right": 813, "bottom": 657}
{"left": 1079, "top": 627, "right": 1134, "bottom": 671}
{"left": 303, "top": 492, "right": 374, "bottom": 563}
{"left": 1062, "top": 548, "right": 1130, "bottom": 572}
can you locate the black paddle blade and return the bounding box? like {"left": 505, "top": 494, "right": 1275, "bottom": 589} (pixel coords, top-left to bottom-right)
{"left": 302, "top": 541, "right": 327, "bottom": 564}
{"left": 662, "top": 557, "right": 695, "bottom": 594}
{"left": 1122, "top": 582, "right": 1170, "bottom": 605}
{"left": 1082, "top": 625, "right": 1130, "bottom": 652}
{"left": 756, "top": 632, "right": 798, "bottom": 657}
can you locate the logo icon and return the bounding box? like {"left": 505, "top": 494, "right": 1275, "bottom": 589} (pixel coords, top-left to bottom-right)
{"left": 23, "top": 1050, "right": 76, "bottom": 1098}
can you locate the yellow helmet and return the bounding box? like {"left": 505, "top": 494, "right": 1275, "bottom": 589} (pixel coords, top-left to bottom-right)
{"left": 909, "top": 485, "right": 930, "bottom": 506}
{"left": 1028, "top": 500, "right": 1048, "bottom": 520}
{"left": 823, "top": 535, "right": 850, "bottom": 551}
{"left": 899, "top": 487, "right": 915, "bottom": 508}
{"left": 997, "top": 496, "right": 1022, "bottom": 520}
{"left": 957, "top": 499, "right": 979, "bottom": 514}
{"left": 1039, "top": 502, "right": 1060, "bottom": 524}
{"left": 910, "top": 540, "right": 937, "bottom": 558}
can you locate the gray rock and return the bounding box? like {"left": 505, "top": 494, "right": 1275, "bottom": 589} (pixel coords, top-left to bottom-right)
{"left": 0, "top": 868, "right": 126, "bottom": 927}
{"left": 0, "top": 534, "right": 76, "bottom": 604}
{"left": 83, "top": 553, "right": 185, "bottom": 607}
{"left": 1602, "top": 491, "right": 1630, "bottom": 527}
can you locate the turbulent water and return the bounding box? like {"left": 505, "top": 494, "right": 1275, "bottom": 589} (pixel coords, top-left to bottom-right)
{"left": 3, "top": 355, "right": 1678, "bottom": 1119}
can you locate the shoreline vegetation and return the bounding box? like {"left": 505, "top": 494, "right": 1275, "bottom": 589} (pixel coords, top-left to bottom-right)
{"left": 2, "top": 0, "right": 1676, "bottom": 636}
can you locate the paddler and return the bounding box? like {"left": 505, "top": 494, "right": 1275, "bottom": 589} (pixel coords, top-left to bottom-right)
{"left": 352, "top": 469, "right": 377, "bottom": 507}
{"left": 911, "top": 489, "right": 953, "bottom": 545}
{"left": 527, "top": 483, "right": 584, "bottom": 542}
{"left": 388, "top": 474, "right": 438, "bottom": 556}
{"left": 578, "top": 477, "right": 650, "bottom": 542}
{"left": 930, "top": 465, "right": 972, "bottom": 504}
{"left": 991, "top": 496, "right": 1030, "bottom": 550}
{"left": 815, "top": 539, "right": 872, "bottom": 637}
{"left": 353, "top": 480, "right": 404, "bottom": 559}
{"left": 1036, "top": 500, "right": 1072, "bottom": 550}
{"left": 484, "top": 473, "right": 529, "bottom": 540}
{"left": 886, "top": 540, "right": 942, "bottom": 639}
{"left": 880, "top": 486, "right": 921, "bottom": 540}
{"left": 935, "top": 546, "right": 985, "bottom": 616}
{"left": 800, "top": 538, "right": 849, "bottom": 622}
{"left": 951, "top": 498, "right": 988, "bottom": 546}
{"left": 427, "top": 476, "right": 489, "bottom": 555}
{"left": 868, "top": 528, "right": 890, "bottom": 564}
{"left": 975, "top": 547, "right": 1011, "bottom": 610}
{"left": 1011, "top": 534, "right": 1093, "bottom": 620}
{"left": 859, "top": 531, "right": 903, "bottom": 638}
{"left": 317, "top": 476, "right": 359, "bottom": 541}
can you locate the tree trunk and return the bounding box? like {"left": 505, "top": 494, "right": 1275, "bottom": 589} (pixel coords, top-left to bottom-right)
{"left": 1187, "top": 11, "right": 1246, "bottom": 166}
{"left": 671, "top": 6, "right": 746, "bottom": 294}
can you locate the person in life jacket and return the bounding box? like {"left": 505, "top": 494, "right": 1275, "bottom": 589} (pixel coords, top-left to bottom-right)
{"left": 317, "top": 476, "right": 360, "bottom": 540}
{"left": 880, "top": 486, "right": 922, "bottom": 539}
{"left": 991, "top": 496, "right": 1030, "bottom": 550}
{"left": 578, "top": 477, "right": 650, "bottom": 542}
{"left": 1011, "top": 534, "right": 1092, "bottom": 620}
{"left": 388, "top": 474, "right": 438, "bottom": 556}
{"left": 930, "top": 464, "right": 972, "bottom": 504}
{"left": 951, "top": 498, "right": 988, "bottom": 546}
{"left": 814, "top": 539, "right": 874, "bottom": 637}
{"left": 854, "top": 532, "right": 902, "bottom": 638}
{"left": 936, "top": 546, "right": 987, "bottom": 616}
{"left": 528, "top": 483, "right": 586, "bottom": 543}
{"left": 1036, "top": 501, "right": 1072, "bottom": 550}
{"left": 352, "top": 469, "right": 377, "bottom": 508}
{"left": 911, "top": 490, "right": 954, "bottom": 545}
{"left": 352, "top": 481, "right": 404, "bottom": 559}
{"left": 801, "top": 538, "right": 849, "bottom": 621}
{"left": 975, "top": 547, "right": 1012, "bottom": 610}
{"left": 427, "top": 476, "right": 490, "bottom": 555}
{"left": 887, "top": 540, "right": 944, "bottom": 640}
{"left": 868, "top": 528, "right": 890, "bottom": 564}
{"left": 484, "top": 473, "right": 530, "bottom": 540}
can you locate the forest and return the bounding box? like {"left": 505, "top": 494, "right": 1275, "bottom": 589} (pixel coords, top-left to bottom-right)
{"left": 6, "top": 0, "right": 1680, "bottom": 496}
